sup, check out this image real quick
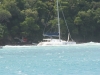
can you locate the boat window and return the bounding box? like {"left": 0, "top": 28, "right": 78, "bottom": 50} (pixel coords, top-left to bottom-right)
{"left": 43, "top": 39, "right": 51, "bottom": 42}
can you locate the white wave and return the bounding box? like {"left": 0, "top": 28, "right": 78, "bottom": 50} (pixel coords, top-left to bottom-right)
{"left": 78, "top": 42, "right": 100, "bottom": 46}
{"left": 2, "top": 42, "right": 100, "bottom": 48}
{"left": 3, "top": 45, "right": 36, "bottom": 48}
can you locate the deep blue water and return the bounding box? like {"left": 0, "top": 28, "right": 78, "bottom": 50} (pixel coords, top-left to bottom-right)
{"left": 0, "top": 43, "right": 100, "bottom": 75}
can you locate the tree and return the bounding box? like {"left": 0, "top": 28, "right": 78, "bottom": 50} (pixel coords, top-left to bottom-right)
{"left": 20, "top": 17, "right": 39, "bottom": 41}
{"left": 3, "top": 0, "right": 20, "bottom": 17}
{"left": 0, "top": 24, "right": 4, "bottom": 38}
{"left": 0, "top": 9, "right": 11, "bottom": 22}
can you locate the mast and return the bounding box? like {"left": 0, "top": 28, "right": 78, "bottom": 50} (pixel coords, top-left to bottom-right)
{"left": 57, "top": 0, "right": 60, "bottom": 40}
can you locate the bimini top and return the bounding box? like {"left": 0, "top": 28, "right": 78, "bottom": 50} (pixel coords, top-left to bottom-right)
{"left": 43, "top": 33, "right": 59, "bottom": 37}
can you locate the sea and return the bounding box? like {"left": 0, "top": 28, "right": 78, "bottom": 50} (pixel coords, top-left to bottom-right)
{"left": 0, "top": 42, "right": 100, "bottom": 75}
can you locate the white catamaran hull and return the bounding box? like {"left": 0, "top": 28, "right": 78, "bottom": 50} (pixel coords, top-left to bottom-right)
{"left": 37, "top": 39, "right": 76, "bottom": 46}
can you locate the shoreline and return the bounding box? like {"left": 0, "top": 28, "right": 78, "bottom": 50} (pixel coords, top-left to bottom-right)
{"left": 2, "top": 41, "right": 100, "bottom": 47}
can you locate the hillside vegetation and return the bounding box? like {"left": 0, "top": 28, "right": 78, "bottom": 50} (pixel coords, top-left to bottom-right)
{"left": 0, "top": 0, "right": 100, "bottom": 45}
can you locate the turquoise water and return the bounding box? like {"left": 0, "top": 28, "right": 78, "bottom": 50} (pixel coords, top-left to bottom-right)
{"left": 0, "top": 43, "right": 100, "bottom": 75}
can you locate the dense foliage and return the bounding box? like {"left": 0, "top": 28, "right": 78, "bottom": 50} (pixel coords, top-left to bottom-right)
{"left": 0, "top": 0, "right": 100, "bottom": 45}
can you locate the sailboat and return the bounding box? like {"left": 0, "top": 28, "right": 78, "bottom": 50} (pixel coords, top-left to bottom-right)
{"left": 37, "top": 0, "right": 76, "bottom": 46}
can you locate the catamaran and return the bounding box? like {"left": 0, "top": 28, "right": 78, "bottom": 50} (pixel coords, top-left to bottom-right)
{"left": 37, "top": 0, "right": 76, "bottom": 46}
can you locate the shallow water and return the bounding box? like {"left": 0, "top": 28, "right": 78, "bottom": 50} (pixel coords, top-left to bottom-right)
{"left": 0, "top": 43, "right": 100, "bottom": 75}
